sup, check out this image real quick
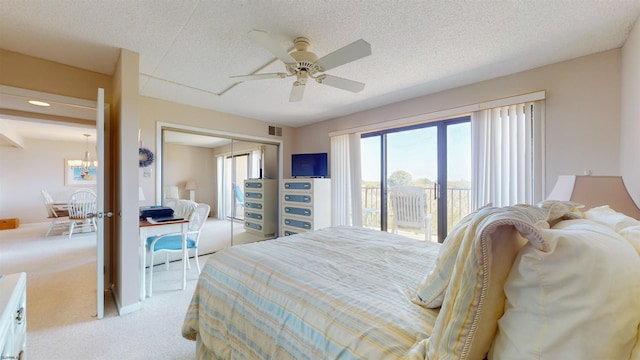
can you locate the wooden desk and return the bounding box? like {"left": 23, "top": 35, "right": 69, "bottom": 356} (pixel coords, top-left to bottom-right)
{"left": 139, "top": 218, "right": 189, "bottom": 300}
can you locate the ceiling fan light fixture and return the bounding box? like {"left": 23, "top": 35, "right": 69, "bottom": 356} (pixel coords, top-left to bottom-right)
{"left": 232, "top": 30, "right": 371, "bottom": 102}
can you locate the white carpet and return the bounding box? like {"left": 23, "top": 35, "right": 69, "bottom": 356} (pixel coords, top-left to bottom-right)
{"left": 0, "top": 220, "right": 246, "bottom": 359}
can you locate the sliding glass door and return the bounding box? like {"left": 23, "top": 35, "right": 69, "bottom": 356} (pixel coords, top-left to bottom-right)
{"left": 225, "top": 152, "right": 249, "bottom": 220}
{"left": 361, "top": 116, "right": 471, "bottom": 242}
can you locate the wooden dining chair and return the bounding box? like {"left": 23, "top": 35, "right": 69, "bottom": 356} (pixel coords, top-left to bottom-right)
{"left": 67, "top": 188, "right": 97, "bottom": 238}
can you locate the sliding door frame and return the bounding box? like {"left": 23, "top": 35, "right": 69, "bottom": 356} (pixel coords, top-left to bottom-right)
{"left": 362, "top": 115, "right": 470, "bottom": 242}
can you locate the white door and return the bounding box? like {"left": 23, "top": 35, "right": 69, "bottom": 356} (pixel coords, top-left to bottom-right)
{"left": 96, "top": 88, "right": 105, "bottom": 319}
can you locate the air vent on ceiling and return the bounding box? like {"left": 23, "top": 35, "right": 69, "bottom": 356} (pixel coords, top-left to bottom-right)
{"left": 268, "top": 125, "right": 282, "bottom": 137}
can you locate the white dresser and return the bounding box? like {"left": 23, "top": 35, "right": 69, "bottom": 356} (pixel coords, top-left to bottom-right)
{"left": 243, "top": 179, "right": 278, "bottom": 238}
{"left": 0, "top": 272, "right": 26, "bottom": 360}
{"left": 281, "top": 178, "right": 331, "bottom": 236}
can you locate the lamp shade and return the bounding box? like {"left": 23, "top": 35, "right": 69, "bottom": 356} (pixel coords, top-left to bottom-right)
{"left": 547, "top": 175, "right": 640, "bottom": 219}
{"left": 185, "top": 180, "right": 197, "bottom": 191}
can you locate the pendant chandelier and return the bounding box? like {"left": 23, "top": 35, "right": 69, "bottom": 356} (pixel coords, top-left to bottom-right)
{"left": 81, "top": 134, "right": 93, "bottom": 173}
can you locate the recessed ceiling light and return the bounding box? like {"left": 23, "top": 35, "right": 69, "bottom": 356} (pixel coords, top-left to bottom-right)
{"left": 28, "top": 100, "right": 50, "bottom": 107}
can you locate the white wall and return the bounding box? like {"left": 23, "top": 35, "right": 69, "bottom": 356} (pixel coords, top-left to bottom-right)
{"left": 621, "top": 18, "right": 640, "bottom": 207}
{"left": 294, "top": 49, "right": 623, "bottom": 197}
{"left": 0, "top": 138, "right": 96, "bottom": 224}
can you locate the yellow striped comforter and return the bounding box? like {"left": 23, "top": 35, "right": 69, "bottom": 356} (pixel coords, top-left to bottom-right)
{"left": 182, "top": 226, "right": 441, "bottom": 359}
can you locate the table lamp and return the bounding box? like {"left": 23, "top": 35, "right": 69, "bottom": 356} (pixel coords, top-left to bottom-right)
{"left": 547, "top": 175, "right": 640, "bottom": 219}
{"left": 185, "top": 180, "right": 197, "bottom": 202}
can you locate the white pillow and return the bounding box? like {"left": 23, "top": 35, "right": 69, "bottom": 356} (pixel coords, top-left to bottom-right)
{"left": 490, "top": 219, "right": 640, "bottom": 360}
{"left": 619, "top": 225, "right": 640, "bottom": 256}
{"left": 584, "top": 205, "right": 640, "bottom": 232}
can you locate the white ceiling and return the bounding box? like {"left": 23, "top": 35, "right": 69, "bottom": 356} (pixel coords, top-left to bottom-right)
{"left": 1, "top": 0, "right": 639, "bottom": 142}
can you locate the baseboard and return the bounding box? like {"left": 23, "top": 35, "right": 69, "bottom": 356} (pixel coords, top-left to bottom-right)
{"left": 111, "top": 285, "right": 141, "bottom": 315}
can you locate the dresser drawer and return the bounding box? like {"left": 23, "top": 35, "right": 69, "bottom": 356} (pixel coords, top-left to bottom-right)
{"left": 245, "top": 202, "right": 263, "bottom": 210}
{"left": 282, "top": 227, "right": 301, "bottom": 236}
{"left": 244, "top": 221, "right": 263, "bottom": 231}
{"left": 283, "top": 218, "right": 312, "bottom": 230}
{"left": 283, "top": 194, "right": 312, "bottom": 204}
{"left": 245, "top": 191, "right": 264, "bottom": 200}
{"left": 283, "top": 181, "right": 313, "bottom": 190}
{"left": 284, "top": 206, "right": 312, "bottom": 217}
{"left": 245, "top": 211, "right": 263, "bottom": 221}
{"left": 245, "top": 181, "right": 264, "bottom": 189}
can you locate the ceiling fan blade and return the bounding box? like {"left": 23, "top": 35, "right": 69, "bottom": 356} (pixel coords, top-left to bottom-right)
{"left": 248, "top": 30, "right": 297, "bottom": 65}
{"left": 316, "top": 39, "right": 371, "bottom": 71}
{"left": 316, "top": 74, "right": 365, "bottom": 93}
{"left": 289, "top": 81, "right": 305, "bottom": 102}
{"left": 230, "top": 72, "right": 287, "bottom": 82}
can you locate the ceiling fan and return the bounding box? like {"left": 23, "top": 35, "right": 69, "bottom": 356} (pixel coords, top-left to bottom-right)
{"left": 230, "top": 30, "right": 371, "bottom": 102}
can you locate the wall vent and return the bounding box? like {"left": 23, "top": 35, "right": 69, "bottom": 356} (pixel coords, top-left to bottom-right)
{"left": 268, "top": 125, "right": 282, "bottom": 136}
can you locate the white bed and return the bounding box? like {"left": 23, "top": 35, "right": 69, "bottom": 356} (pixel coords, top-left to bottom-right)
{"left": 182, "top": 201, "right": 640, "bottom": 359}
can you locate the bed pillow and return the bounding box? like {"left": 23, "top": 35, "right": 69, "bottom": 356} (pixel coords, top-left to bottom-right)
{"left": 584, "top": 205, "right": 640, "bottom": 231}
{"left": 413, "top": 201, "right": 579, "bottom": 309}
{"left": 619, "top": 225, "right": 640, "bottom": 255}
{"left": 489, "top": 219, "right": 640, "bottom": 360}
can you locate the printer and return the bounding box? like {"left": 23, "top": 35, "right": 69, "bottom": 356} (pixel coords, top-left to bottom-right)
{"left": 139, "top": 206, "right": 175, "bottom": 220}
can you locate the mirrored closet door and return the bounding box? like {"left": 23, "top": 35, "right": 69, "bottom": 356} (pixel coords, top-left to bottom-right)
{"left": 160, "top": 127, "right": 280, "bottom": 254}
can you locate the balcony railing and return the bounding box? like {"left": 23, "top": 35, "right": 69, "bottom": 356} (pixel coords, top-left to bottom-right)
{"left": 361, "top": 186, "right": 472, "bottom": 240}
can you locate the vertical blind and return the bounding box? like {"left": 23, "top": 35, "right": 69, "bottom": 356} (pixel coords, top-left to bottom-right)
{"left": 330, "top": 134, "right": 363, "bottom": 226}
{"left": 471, "top": 101, "right": 544, "bottom": 208}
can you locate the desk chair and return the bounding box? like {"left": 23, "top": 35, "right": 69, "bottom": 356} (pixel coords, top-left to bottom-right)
{"left": 146, "top": 203, "right": 210, "bottom": 296}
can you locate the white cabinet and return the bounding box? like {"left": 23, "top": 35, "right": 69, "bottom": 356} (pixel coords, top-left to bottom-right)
{"left": 0, "top": 272, "right": 26, "bottom": 360}
{"left": 243, "top": 179, "right": 278, "bottom": 238}
{"left": 281, "top": 178, "right": 331, "bottom": 236}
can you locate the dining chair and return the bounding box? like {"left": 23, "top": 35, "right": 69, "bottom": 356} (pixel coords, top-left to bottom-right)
{"left": 41, "top": 189, "right": 70, "bottom": 236}
{"left": 67, "top": 188, "right": 97, "bottom": 238}
{"left": 389, "top": 186, "right": 432, "bottom": 241}
{"left": 146, "top": 203, "right": 210, "bottom": 296}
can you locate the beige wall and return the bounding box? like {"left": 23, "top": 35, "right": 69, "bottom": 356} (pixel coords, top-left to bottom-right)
{"left": 0, "top": 49, "right": 113, "bottom": 103}
{"left": 0, "top": 138, "right": 97, "bottom": 223}
{"left": 294, "top": 49, "right": 624, "bottom": 197}
{"left": 621, "top": 18, "right": 640, "bottom": 208}
{"left": 138, "top": 96, "right": 293, "bottom": 202}
{"left": 162, "top": 143, "right": 216, "bottom": 208}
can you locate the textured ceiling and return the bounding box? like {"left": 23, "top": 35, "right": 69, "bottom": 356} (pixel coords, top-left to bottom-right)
{"left": 1, "top": 0, "right": 639, "bottom": 132}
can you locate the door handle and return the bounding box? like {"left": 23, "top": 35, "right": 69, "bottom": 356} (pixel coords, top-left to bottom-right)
{"left": 96, "top": 212, "right": 114, "bottom": 219}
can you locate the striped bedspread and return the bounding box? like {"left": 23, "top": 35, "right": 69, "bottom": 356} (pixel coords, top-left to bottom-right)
{"left": 182, "top": 226, "right": 441, "bottom": 359}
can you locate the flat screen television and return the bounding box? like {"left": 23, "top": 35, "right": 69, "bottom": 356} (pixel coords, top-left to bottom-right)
{"left": 291, "top": 153, "right": 328, "bottom": 178}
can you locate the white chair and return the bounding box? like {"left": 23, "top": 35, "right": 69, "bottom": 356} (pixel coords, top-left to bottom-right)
{"left": 146, "top": 203, "right": 210, "bottom": 296}
{"left": 389, "top": 186, "right": 432, "bottom": 241}
{"left": 67, "top": 188, "right": 97, "bottom": 238}
{"left": 41, "top": 189, "right": 70, "bottom": 236}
